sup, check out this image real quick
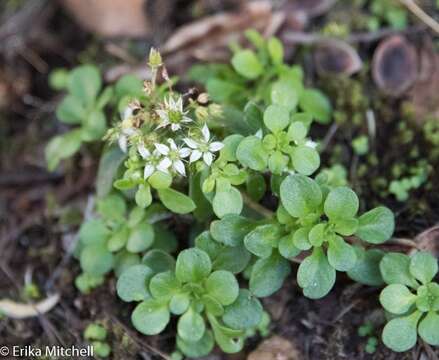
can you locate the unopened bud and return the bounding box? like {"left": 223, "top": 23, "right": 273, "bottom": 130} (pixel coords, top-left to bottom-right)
{"left": 148, "top": 47, "right": 162, "bottom": 68}
{"left": 197, "top": 93, "right": 209, "bottom": 104}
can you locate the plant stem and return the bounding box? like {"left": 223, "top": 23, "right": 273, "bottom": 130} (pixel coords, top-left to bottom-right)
{"left": 399, "top": 0, "right": 439, "bottom": 35}
{"left": 241, "top": 192, "right": 274, "bottom": 218}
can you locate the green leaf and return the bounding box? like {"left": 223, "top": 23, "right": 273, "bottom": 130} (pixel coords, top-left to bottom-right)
{"left": 97, "top": 194, "right": 126, "bottom": 221}
{"left": 178, "top": 308, "right": 206, "bottom": 342}
{"left": 297, "top": 247, "right": 336, "bottom": 299}
{"left": 170, "top": 293, "right": 190, "bottom": 315}
{"left": 176, "top": 248, "right": 212, "bottom": 283}
{"left": 67, "top": 65, "right": 101, "bottom": 107}
{"left": 288, "top": 121, "right": 307, "bottom": 142}
{"left": 202, "top": 294, "right": 224, "bottom": 316}
{"left": 220, "top": 134, "right": 245, "bottom": 162}
{"left": 327, "top": 235, "right": 357, "bottom": 272}
{"left": 382, "top": 311, "right": 422, "bottom": 352}
{"left": 347, "top": 247, "right": 385, "bottom": 286}
{"left": 271, "top": 79, "right": 300, "bottom": 112}
{"left": 135, "top": 184, "right": 152, "bottom": 209}
{"left": 80, "top": 244, "right": 113, "bottom": 275}
{"left": 45, "top": 130, "right": 82, "bottom": 171}
{"left": 142, "top": 249, "right": 175, "bottom": 273}
{"left": 263, "top": 104, "right": 290, "bottom": 133}
{"left": 409, "top": 251, "right": 438, "bottom": 285}
{"left": 210, "top": 215, "right": 256, "bottom": 246}
{"left": 418, "top": 311, "right": 439, "bottom": 346}
{"left": 299, "top": 88, "right": 332, "bottom": 124}
{"left": 324, "top": 187, "right": 359, "bottom": 219}
{"left": 380, "top": 284, "right": 417, "bottom": 314}
{"left": 268, "top": 151, "right": 289, "bottom": 175}
{"left": 116, "top": 265, "right": 153, "bottom": 302}
{"left": 81, "top": 110, "right": 106, "bottom": 141}
{"left": 244, "top": 101, "right": 264, "bottom": 132}
{"left": 96, "top": 146, "right": 126, "bottom": 197}
{"left": 355, "top": 206, "right": 395, "bottom": 244}
{"left": 158, "top": 188, "right": 196, "bottom": 214}
{"left": 291, "top": 146, "right": 320, "bottom": 176}
{"left": 293, "top": 227, "right": 312, "bottom": 250}
{"left": 380, "top": 252, "right": 418, "bottom": 288}
{"left": 278, "top": 233, "right": 301, "bottom": 259}
{"left": 250, "top": 252, "right": 291, "bottom": 297}
{"left": 127, "top": 223, "right": 154, "bottom": 253}
{"left": 56, "top": 95, "right": 86, "bottom": 124}
{"left": 333, "top": 217, "right": 358, "bottom": 236}
{"left": 114, "top": 251, "right": 140, "bottom": 277}
{"left": 236, "top": 136, "right": 269, "bottom": 171}
{"left": 212, "top": 245, "right": 251, "bottom": 274}
{"left": 148, "top": 171, "right": 172, "bottom": 189}
{"left": 131, "top": 299, "right": 170, "bottom": 335}
{"left": 244, "top": 224, "right": 282, "bottom": 258}
{"left": 190, "top": 171, "right": 213, "bottom": 222}
{"left": 107, "top": 226, "right": 129, "bottom": 252}
{"left": 308, "top": 223, "right": 326, "bottom": 247}
{"left": 79, "top": 219, "right": 110, "bottom": 246}
{"left": 222, "top": 289, "right": 263, "bottom": 330}
{"left": 208, "top": 314, "right": 244, "bottom": 354}
{"left": 206, "top": 270, "right": 239, "bottom": 306}
{"left": 176, "top": 330, "right": 214, "bottom": 358}
{"left": 149, "top": 271, "right": 181, "bottom": 300}
{"left": 115, "top": 74, "right": 143, "bottom": 98}
{"left": 231, "top": 50, "right": 263, "bottom": 79}
{"left": 213, "top": 187, "right": 243, "bottom": 218}
{"left": 246, "top": 173, "right": 266, "bottom": 202}
{"left": 153, "top": 225, "right": 178, "bottom": 253}
{"left": 267, "top": 37, "right": 284, "bottom": 64}
{"left": 96, "top": 86, "right": 113, "bottom": 109}
{"left": 280, "top": 174, "right": 322, "bottom": 218}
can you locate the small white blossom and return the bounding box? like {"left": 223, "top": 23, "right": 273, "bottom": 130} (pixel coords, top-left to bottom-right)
{"left": 138, "top": 143, "right": 163, "bottom": 179}
{"left": 305, "top": 140, "right": 318, "bottom": 149}
{"left": 156, "top": 96, "right": 193, "bottom": 131}
{"left": 154, "top": 139, "right": 191, "bottom": 176}
{"left": 183, "top": 124, "right": 224, "bottom": 166}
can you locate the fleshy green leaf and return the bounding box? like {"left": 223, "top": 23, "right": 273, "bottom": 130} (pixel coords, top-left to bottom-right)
{"left": 116, "top": 265, "right": 153, "bottom": 302}
{"left": 213, "top": 187, "right": 243, "bottom": 218}
{"left": 176, "top": 330, "right": 214, "bottom": 358}
{"left": 142, "top": 249, "right": 175, "bottom": 273}
{"left": 210, "top": 215, "right": 256, "bottom": 247}
{"left": 280, "top": 174, "right": 322, "bottom": 218}
{"left": 79, "top": 219, "right": 110, "bottom": 246}
{"left": 45, "top": 130, "right": 82, "bottom": 171}
{"left": 135, "top": 184, "right": 152, "bottom": 209}
{"left": 409, "top": 251, "right": 438, "bottom": 285}
{"left": 324, "top": 187, "right": 359, "bottom": 219}
{"left": 246, "top": 173, "right": 266, "bottom": 202}
{"left": 244, "top": 224, "right": 282, "bottom": 258}
{"left": 231, "top": 50, "right": 263, "bottom": 79}
{"left": 355, "top": 206, "right": 395, "bottom": 244}
{"left": 107, "top": 226, "right": 129, "bottom": 252}
{"left": 263, "top": 104, "right": 290, "bottom": 133}
{"left": 170, "top": 293, "right": 190, "bottom": 315}
{"left": 380, "top": 252, "right": 418, "bottom": 288}
{"left": 236, "top": 136, "right": 269, "bottom": 171}
{"left": 56, "top": 95, "right": 86, "bottom": 124}
{"left": 293, "top": 227, "right": 312, "bottom": 250}
{"left": 418, "top": 311, "right": 439, "bottom": 346}
{"left": 327, "top": 235, "right": 357, "bottom": 272}
{"left": 278, "top": 233, "right": 301, "bottom": 259}
{"left": 178, "top": 308, "right": 206, "bottom": 342}
{"left": 267, "top": 37, "right": 284, "bottom": 64}
{"left": 127, "top": 223, "right": 154, "bottom": 253}
{"left": 158, "top": 188, "right": 196, "bottom": 214}
{"left": 97, "top": 194, "right": 126, "bottom": 221}
{"left": 250, "top": 252, "right": 291, "bottom": 297}
{"left": 80, "top": 244, "right": 113, "bottom": 275}
{"left": 96, "top": 147, "right": 126, "bottom": 198}
{"left": 206, "top": 270, "right": 239, "bottom": 306}
{"left": 175, "top": 248, "right": 212, "bottom": 283}
{"left": 347, "top": 247, "right": 385, "bottom": 286}
{"left": 131, "top": 299, "right": 170, "bottom": 335}
{"left": 67, "top": 65, "right": 101, "bottom": 107}
{"left": 297, "top": 247, "right": 336, "bottom": 299}
{"left": 149, "top": 271, "right": 181, "bottom": 300}
{"left": 291, "top": 146, "right": 320, "bottom": 176}
{"left": 382, "top": 311, "right": 422, "bottom": 352}
{"left": 299, "top": 88, "right": 332, "bottom": 124}
{"left": 222, "top": 289, "right": 263, "bottom": 330}
{"left": 81, "top": 110, "right": 106, "bottom": 141}
{"left": 380, "top": 284, "right": 417, "bottom": 314}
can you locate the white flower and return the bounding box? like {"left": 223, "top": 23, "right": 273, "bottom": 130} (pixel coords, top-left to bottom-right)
{"left": 305, "top": 140, "right": 318, "bottom": 149}
{"left": 156, "top": 96, "right": 193, "bottom": 131}
{"left": 118, "top": 107, "right": 139, "bottom": 153}
{"left": 138, "top": 143, "right": 163, "bottom": 179}
{"left": 183, "top": 124, "right": 224, "bottom": 166}
{"left": 154, "top": 139, "right": 191, "bottom": 176}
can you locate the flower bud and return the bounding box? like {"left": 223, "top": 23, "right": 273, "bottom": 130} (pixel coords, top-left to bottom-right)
{"left": 148, "top": 47, "right": 162, "bottom": 68}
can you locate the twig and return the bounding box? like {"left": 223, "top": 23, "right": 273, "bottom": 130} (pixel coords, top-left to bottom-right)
{"left": 241, "top": 192, "right": 274, "bottom": 218}
{"left": 320, "top": 123, "right": 339, "bottom": 152}
{"left": 399, "top": 0, "right": 439, "bottom": 35}
{"left": 0, "top": 294, "right": 60, "bottom": 319}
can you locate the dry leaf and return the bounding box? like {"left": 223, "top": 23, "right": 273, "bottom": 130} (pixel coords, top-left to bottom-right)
{"left": 248, "top": 336, "right": 302, "bottom": 360}
{"left": 0, "top": 293, "right": 60, "bottom": 319}
{"left": 414, "top": 225, "right": 439, "bottom": 258}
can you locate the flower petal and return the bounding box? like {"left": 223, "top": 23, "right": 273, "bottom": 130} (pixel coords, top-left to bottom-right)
{"left": 190, "top": 150, "right": 202, "bottom": 163}
{"left": 138, "top": 143, "right": 151, "bottom": 159}
{"left": 209, "top": 142, "right": 224, "bottom": 152}
{"left": 167, "top": 138, "right": 178, "bottom": 150}
{"left": 158, "top": 157, "right": 172, "bottom": 171}
{"left": 201, "top": 124, "right": 210, "bottom": 142}
{"left": 118, "top": 135, "right": 128, "bottom": 153}
{"left": 144, "top": 164, "right": 155, "bottom": 179}
{"left": 179, "top": 147, "right": 191, "bottom": 158}
{"left": 183, "top": 138, "right": 198, "bottom": 149}
{"left": 174, "top": 160, "right": 186, "bottom": 176}
{"left": 182, "top": 116, "right": 193, "bottom": 123}
{"left": 155, "top": 143, "right": 169, "bottom": 155}
{"left": 203, "top": 152, "right": 213, "bottom": 166}
{"left": 171, "top": 123, "right": 180, "bottom": 132}
{"left": 123, "top": 107, "right": 133, "bottom": 120}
